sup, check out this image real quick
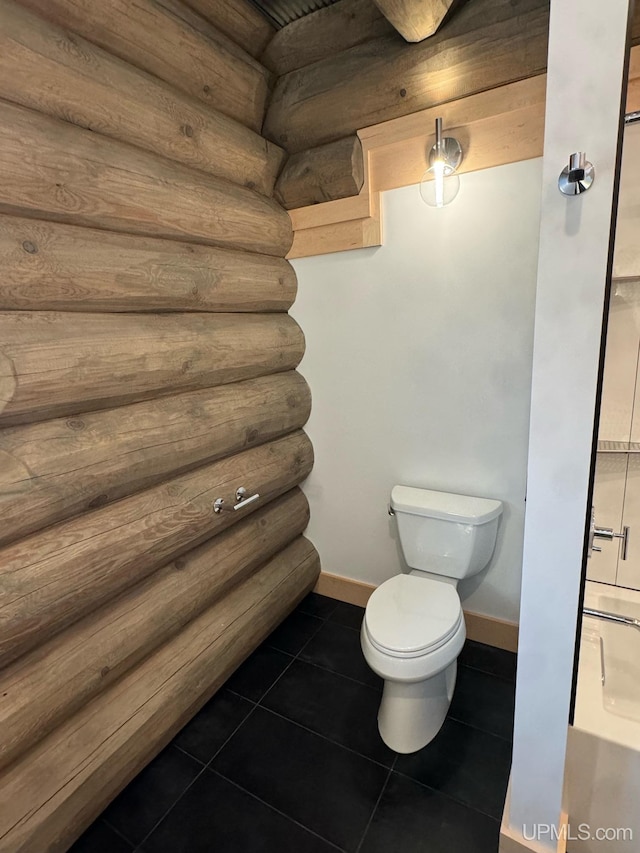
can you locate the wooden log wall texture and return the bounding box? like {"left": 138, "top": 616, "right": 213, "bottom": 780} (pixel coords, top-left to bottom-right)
{"left": 264, "top": 0, "right": 551, "bottom": 152}
{"left": 262, "top": 0, "right": 395, "bottom": 76}
{"left": 0, "top": 372, "right": 310, "bottom": 545}
{"left": 0, "top": 537, "right": 320, "bottom": 853}
{"left": 275, "top": 136, "right": 365, "bottom": 209}
{"left": 0, "top": 490, "right": 310, "bottom": 772}
{"left": 0, "top": 215, "right": 297, "bottom": 313}
{"left": 0, "top": 430, "right": 314, "bottom": 667}
{"left": 183, "top": 0, "right": 275, "bottom": 57}
{"left": 0, "top": 2, "right": 318, "bottom": 849}
{"left": 0, "top": 311, "right": 304, "bottom": 425}
{"left": 0, "top": 101, "right": 292, "bottom": 255}
{"left": 16, "top": 0, "right": 271, "bottom": 131}
{"left": 0, "top": 1, "right": 285, "bottom": 196}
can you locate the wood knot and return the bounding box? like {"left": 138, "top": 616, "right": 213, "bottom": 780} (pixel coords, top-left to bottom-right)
{"left": 181, "top": 359, "right": 192, "bottom": 373}
{"left": 245, "top": 426, "right": 259, "bottom": 443}
{"left": 174, "top": 557, "right": 186, "bottom": 571}
{"left": 22, "top": 240, "right": 38, "bottom": 254}
{"left": 286, "top": 394, "right": 298, "bottom": 409}
{"left": 182, "top": 124, "right": 194, "bottom": 138}
{"left": 399, "top": 88, "right": 407, "bottom": 98}
{"left": 100, "top": 666, "right": 110, "bottom": 678}
{"left": 88, "top": 494, "right": 109, "bottom": 509}
{"left": 246, "top": 180, "right": 255, "bottom": 190}
{"left": 202, "top": 84, "right": 211, "bottom": 94}
{"left": 66, "top": 418, "right": 85, "bottom": 431}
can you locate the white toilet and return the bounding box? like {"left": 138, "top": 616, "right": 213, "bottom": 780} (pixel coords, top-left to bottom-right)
{"left": 361, "top": 485, "right": 502, "bottom": 754}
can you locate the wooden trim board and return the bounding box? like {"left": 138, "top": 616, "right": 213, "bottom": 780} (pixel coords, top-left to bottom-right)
{"left": 314, "top": 571, "right": 519, "bottom": 652}
{"left": 288, "top": 46, "right": 640, "bottom": 259}
{"left": 314, "top": 571, "right": 376, "bottom": 607}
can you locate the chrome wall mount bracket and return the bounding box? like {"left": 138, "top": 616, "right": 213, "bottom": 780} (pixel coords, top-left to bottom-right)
{"left": 558, "top": 152, "right": 594, "bottom": 195}
{"left": 213, "top": 486, "right": 260, "bottom": 513}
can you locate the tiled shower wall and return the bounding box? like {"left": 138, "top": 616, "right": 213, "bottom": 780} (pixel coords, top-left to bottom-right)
{"left": 590, "top": 124, "right": 640, "bottom": 589}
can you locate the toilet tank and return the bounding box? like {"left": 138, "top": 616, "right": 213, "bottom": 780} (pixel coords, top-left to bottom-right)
{"left": 390, "top": 486, "right": 503, "bottom": 580}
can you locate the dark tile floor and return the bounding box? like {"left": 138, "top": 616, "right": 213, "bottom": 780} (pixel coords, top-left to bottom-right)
{"left": 71, "top": 594, "right": 516, "bottom": 853}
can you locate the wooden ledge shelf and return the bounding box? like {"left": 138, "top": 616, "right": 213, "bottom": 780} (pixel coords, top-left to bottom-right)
{"left": 287, "top": 45, "right": 640, "bottom": 260}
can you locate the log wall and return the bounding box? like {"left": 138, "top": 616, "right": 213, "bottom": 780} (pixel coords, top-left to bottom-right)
{"left": 0, "top": 1, "right": 318, "bottom": 849}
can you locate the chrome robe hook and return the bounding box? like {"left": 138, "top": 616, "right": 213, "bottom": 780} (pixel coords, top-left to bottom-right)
{"left": 558, "top": 152, "right": 595, "bottom": 195}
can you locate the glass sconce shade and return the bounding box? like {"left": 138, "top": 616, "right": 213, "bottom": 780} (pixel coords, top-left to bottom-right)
{"left": 420, "top": 163, "right": 461, "bottom": 208}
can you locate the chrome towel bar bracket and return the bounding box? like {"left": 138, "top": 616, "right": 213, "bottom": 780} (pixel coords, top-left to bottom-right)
{"left": 213, "top": 486, "right": 260, "bottom": 514}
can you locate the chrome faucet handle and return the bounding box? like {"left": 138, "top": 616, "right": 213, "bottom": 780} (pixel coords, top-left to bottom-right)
{"left": 592, "top": 521, "right": 630, "bottom": 560}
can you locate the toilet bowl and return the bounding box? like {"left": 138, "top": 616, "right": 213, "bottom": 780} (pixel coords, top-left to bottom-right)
{"left": 361, "top": 486, "right": 502, "bottom": 754}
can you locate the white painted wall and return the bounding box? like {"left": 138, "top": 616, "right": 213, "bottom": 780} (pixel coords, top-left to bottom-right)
{"left": 507, "top": 0, "right": 631, "bottom": 846}
{"left": 291, "top": 159, "right": 542, "bottom": 624}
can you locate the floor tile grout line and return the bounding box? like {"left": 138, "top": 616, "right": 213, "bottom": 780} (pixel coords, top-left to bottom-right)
{"left": 390, "top": 766, "right": 504, "bottom": 824}
{"left": 171, "top": 742, "right": 207, "bottom": 767}
{"left": 99, "top": 816, "right": 137, "bottom": 850}
{"left": 133, "top": 702, "right": 263, "bottom": 851}
{"left": 250, "top": 701, "right": 397, "bottom": 771}
{"left": 130, "top": 762, "right": 216, "bottom": 850}
{"left": 297, "top": 601, "right": 340, "bottom": 621}
{"left": 248, "top": 653, "right": 298, "bottom": 706}
{"left": 446, "top": 711, "right": 513, "bottom": 743}
{"left": 458, "top": 660, "right": 518, "bottom": 685}
{"left": 444, "top": 711, "right": 515, "bottom": 744}
{"left": 354, "top": 765, "right": 394, "bottom": 853}
{"left": 209, "top": 767, "right": 347, "bottom": 852}
{"left": 266, "top": 650, "right": 383, "bottom": 693}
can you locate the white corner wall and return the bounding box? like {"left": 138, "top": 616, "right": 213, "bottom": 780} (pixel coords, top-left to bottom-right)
{"left": 291, "top": 159, "right": 543, "bottom": 624}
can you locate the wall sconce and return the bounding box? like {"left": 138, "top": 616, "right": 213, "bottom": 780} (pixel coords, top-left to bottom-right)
{"left": 420, "top": 117, "right": 463, "bottom": 208}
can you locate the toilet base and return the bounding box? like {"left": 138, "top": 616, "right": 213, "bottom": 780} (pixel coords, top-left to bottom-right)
{"left": 377, "top": 661, "right": 457, "bottom": 754}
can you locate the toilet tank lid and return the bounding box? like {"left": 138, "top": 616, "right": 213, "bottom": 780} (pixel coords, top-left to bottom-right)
{"left": 390, "top": 486, "right": 502, "bottom": 524}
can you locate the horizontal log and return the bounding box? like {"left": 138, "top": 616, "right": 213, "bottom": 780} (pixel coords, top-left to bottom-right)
{"left": 17, "top": 0, "right": 270, "bottom": 131}
{"left": 264, "top": 0, "right": 550, "bottom": 152}
{"left": 0, "top": 489, "right": 309, "bottom": 771}
{"left": 0, "top": 1, "right": 284, "bottom": 195}
{"left": 262, "top": 0, "right": 395, "bottom": 76}
{"left": 372, "top": 0, "right": 457, "bottom": 41}
{"left": 0, "top": 215, "right": 296, "bottom": 312}
{"left": 183, "top": 0, "right": 275, "bottom": 57}
{"left": 0, "top": 431, "right": 313, "bottom": 666}
{"left": 0, "top": 372, "right": 311, "bottom": 546}
{"left": 0, "top": 536, "right": 320, "bottom": 853}
{"left": 0, "top": 311, "right": 304, "bottom": 425}
{"left": 275, "top": 136, "right": 365, "bottom": 209}
{"left": 0, "top": 101, "right": 291, "bottom": 256}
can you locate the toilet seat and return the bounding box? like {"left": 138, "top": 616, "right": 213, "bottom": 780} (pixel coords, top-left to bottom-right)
{"left": 364, "top": 574, "right": 462, "bottom": 658}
